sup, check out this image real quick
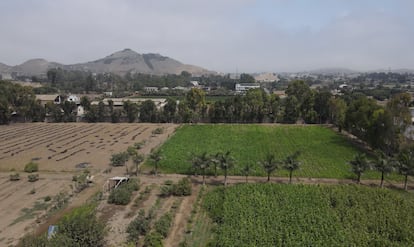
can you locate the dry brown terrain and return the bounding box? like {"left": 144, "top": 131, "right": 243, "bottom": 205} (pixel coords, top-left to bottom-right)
{"left": 0, "top": 123, "right": 178, "bottom": 246}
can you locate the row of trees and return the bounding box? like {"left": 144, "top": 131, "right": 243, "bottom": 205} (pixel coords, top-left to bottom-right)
{"left": 190, "top": 151, "right": 302, "bottom": 186}
{"left": 350, "top": 148, "right": 414, "bottom": 190}
{"left": 0, "top": 80, "right": 44, "bottom": 124}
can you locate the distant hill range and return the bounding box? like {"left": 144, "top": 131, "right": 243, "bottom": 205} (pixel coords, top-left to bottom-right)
{"left": 0, "top": 49, "right": 214, "bottom": 77}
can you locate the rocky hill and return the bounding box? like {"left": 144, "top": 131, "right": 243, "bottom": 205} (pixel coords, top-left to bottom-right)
{"left": 0, "top": 49, "right": 213, "bottom": 77}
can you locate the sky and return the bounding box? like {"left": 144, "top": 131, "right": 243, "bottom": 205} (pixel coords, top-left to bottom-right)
{"left": 1, "top": 0, "right": 414, "bottom": 73}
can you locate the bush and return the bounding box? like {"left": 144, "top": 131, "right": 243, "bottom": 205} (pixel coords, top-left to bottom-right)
{"left": 127, "top": 209, "right": 150, "bottom": 241}
{"left": 173, "top": 178, "right": 192, "bottom": 196}
{"left": 57, "top": 204, "right": 106, "bottom": 246}
{"left": 108, "top": 179, "right": 140, "bottom": 205}
{"left": 154, "top": 213, "right": 173, "bottom": 238}
{"left": 144, "top": 232, "right": 164, "bottom": 247}
{"left": 44, "top": 196, "right": 52, "bottom": 202}
{"left": 10, "top": 173, "right": 20, "bottom": 181}
{"left": 159, "top": 178, "right": 192, "bottom": 197}
{"left": 28, "top": 174, "right": 39, "bottom": 182}
{"left": 160, "top": 185, "right": 173, "bottom": 197}
{"left": 152, "top": 128, "right": 164, "bottom": 135}
{"left": 24, "top": 162, "right": 39, "bottom": 173}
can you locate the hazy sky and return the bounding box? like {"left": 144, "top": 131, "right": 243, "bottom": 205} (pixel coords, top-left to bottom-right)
{"left": 1, "top": 0, "right": 413, "bottom": 73}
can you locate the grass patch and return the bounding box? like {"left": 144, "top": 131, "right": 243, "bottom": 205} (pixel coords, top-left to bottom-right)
{"left": 155, "top": 125, "right": 382, "bottom": 179}
{"left": 10, "top": 200, "right": 49, "bottom": 226}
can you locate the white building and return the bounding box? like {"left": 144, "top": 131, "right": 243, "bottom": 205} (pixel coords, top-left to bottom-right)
{"left": 235, "top": 83, "right": 260, "bottom": 93}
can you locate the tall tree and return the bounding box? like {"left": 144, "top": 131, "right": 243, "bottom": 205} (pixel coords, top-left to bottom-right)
{"left": 349, "top": 153, "right": 370, "bottom": 184}
{"left": 328, "top": 97, "right": 347, "bottom": 132}
{"left": 191, "top": 152, "right": 211, "bottom": 185}
{"left": 259, "top": 153, "right": 279, "bottom": 182}
{"left": 139, "top": 100, "right": 158, "bottom": 122}
{"left": 372, "top": 150, "right": 395, "bottom": 188}
{"left": 149, "top": 150, "right": 162, "bottom": 176}
{"left": 123, "top": 100, "right": 139, "bottom": 123}
{"left": 162, "top": 98, "right": 177, "bottom": 123}
{"left": 397, "top": 148, "right": 414, "bottom": 191}
{"left": 283, "top": 151, "right": 301, "bottom": 184}
{"left": 241, "top": 163, "right": 253, "bottom": 183}
{"left": 217, "top": 151, "right": 235, "bottom": 186}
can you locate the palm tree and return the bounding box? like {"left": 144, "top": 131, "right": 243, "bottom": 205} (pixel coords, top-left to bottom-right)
{"left": 241, "top": 163, "right": 253, "bottom": 183}
{"left": 397, "top": 148, "right": 414, "bottom": 191}
{"left": 210, "top": 152, "right": 220, "bottom": 177}
{"left": 349, "top": 153, "right": 370, "bottom": 184}
{"left": 283, "top": 151, "right": 301, "bottom": 184}
{"left": 149, "top": 150, "right": 162, "bottom": 176}
{"left": 372, "top": 150, "right": 395, "bottom": 188}
{"left": 218, "top": 151, "right": 235, "bottom": 186}
{"left": 259, "top": 153, "right": 279, "bottom": 182}
{"left": 191, "top": 152, "right": 210, "bottom": 185}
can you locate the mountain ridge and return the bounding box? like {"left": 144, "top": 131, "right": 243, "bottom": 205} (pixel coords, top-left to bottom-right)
{"left": 0, "top": 49, "right": 214, "bottom": 77}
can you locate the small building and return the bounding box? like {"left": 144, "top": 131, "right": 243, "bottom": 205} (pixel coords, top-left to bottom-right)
{"left": 235, "top": 83, "right": 260, "bottom": 93}
{"left": 144, "top": 87, "right": 159, "bottom": 93}
{"left": 103, "top": 176, "right": 129, "bottom": 192}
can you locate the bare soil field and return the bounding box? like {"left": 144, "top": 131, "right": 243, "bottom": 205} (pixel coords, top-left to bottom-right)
{"left": 0, "top": 123, "right": 178, "bottom": 246}
{"left": 0, "top": 123, "right": 177, "bottom": 172}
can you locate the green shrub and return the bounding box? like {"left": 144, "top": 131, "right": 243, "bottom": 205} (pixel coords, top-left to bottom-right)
{"left": 108, "top": 179, "right": 140, "bottom": 205}
{"left": 144, "top": 232, "right": 163, "bottom": 247}
{"left": 28, "top": 174, "right": 39, "bottom": 182}
{"left": 108, "top": 186, "right": 131, "bottom": 205}
{"left": 24, "top": 162, "right": 39, "bottom": 173}
{"left": 172, "top": 178, "right": 192, "bottom": 196}
{"left": 164, "top": 180, "right": 174, "bottom": 185}
{"left": 10, "top": 173, "right": 20, "bottom": 181}
{"left": 152, "top": 128, "right": 164, "bottom": 135}
{"left": 127, "top": 209, "right": 150, "bottom": 241}
{"left": 154, "top": 213, "right": 173, "bottom": 238}
{"left": 44, "top": 196, "right": 52, "bottom": 202}
{"left": 160, "top": 185, "right": 173, "bottom": 197}
{"left": 57, "top": 204, "right": 106, "bottom": 246}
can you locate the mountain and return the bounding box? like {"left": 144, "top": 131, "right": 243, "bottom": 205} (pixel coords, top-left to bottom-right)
{"left": 0, "top": 49, "right": 213, "bottom": 77}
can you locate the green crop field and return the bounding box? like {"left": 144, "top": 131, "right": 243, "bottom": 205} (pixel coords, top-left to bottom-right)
{"left": 156, "top": 124, "right": 382, "bottom": 179}
{"left": 203, "top": 184, "right": 414, "bottom": 246}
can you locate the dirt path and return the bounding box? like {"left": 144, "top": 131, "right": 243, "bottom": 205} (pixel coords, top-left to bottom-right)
{"left": 164, "top": 184, "right": 200, "bottom": 247}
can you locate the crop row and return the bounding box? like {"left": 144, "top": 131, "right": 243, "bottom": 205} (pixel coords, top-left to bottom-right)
{"left": 203, "top": 183, "right": 414, "bottom": 246}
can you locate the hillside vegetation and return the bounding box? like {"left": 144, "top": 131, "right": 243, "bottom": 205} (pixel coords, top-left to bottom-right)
{"left": 203, "top": 184, "right": 414, "bottom": 246}
{"left": 157, "top": 125, "right": 372, "bottom": 179}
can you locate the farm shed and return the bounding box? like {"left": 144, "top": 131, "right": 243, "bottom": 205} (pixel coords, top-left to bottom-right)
{"left": 104, "top": 176, "right": 129, "bottom": 192}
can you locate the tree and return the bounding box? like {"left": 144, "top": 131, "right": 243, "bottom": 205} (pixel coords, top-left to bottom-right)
{"left": 139, "top": 100, "right": 158, "bottom": 122}
{"left": 61, "top": 101, "right": 77, "bottom": 122}
{"left": 372, "top": 150, "right": 395, "bottom": 188}
{"left": 349, "top": 153, "right": 370, "bottom": 184}
{"left": 217, "top": 151, "right": 235, "bottom": 186}
{"left": 283, "top": 151, "right": 301, "bottom": 184}
{"left": 184, "top": 88, "right": 206, "bottom": 122}
{"left": 328, "top": 97, "right": 347, "bottom": 132}
{"left": 191, "top": 152, "right": 210, "bottom": 185}
{"left": 397, "top": 148, "right": 414, "bottom": 191}
{"left": 162, "top": 98, "right": 177, "bottom": 123}
{"left": 132, "top": 153, "right": 144, "bottom": 176}
{"left": 123, "top": 100, "right": 139, "bottom": 123}
{"left": 149, "top": 150, "right": 162, "bottom": 176}
{"left": 80, "top": 96, "right": 91, "bottom": 111}
{"left": 239, "top": 73, "right": 255, "bottom": 83}
{"left": 259, "top": 153, "right": 279, "bottom": 182}
{"left": 241, "top": 163, "right": 253, "bottom": 183}
{"left": 283, "top": 95, "right": 299, "bottom": 123}
{"left": 110, "top": 152, "right": 129, "bottom": 174}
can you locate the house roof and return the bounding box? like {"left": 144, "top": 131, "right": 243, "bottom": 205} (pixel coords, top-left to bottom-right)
{"left": 36, "top": 94, "right": 59, "bottom": 101}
